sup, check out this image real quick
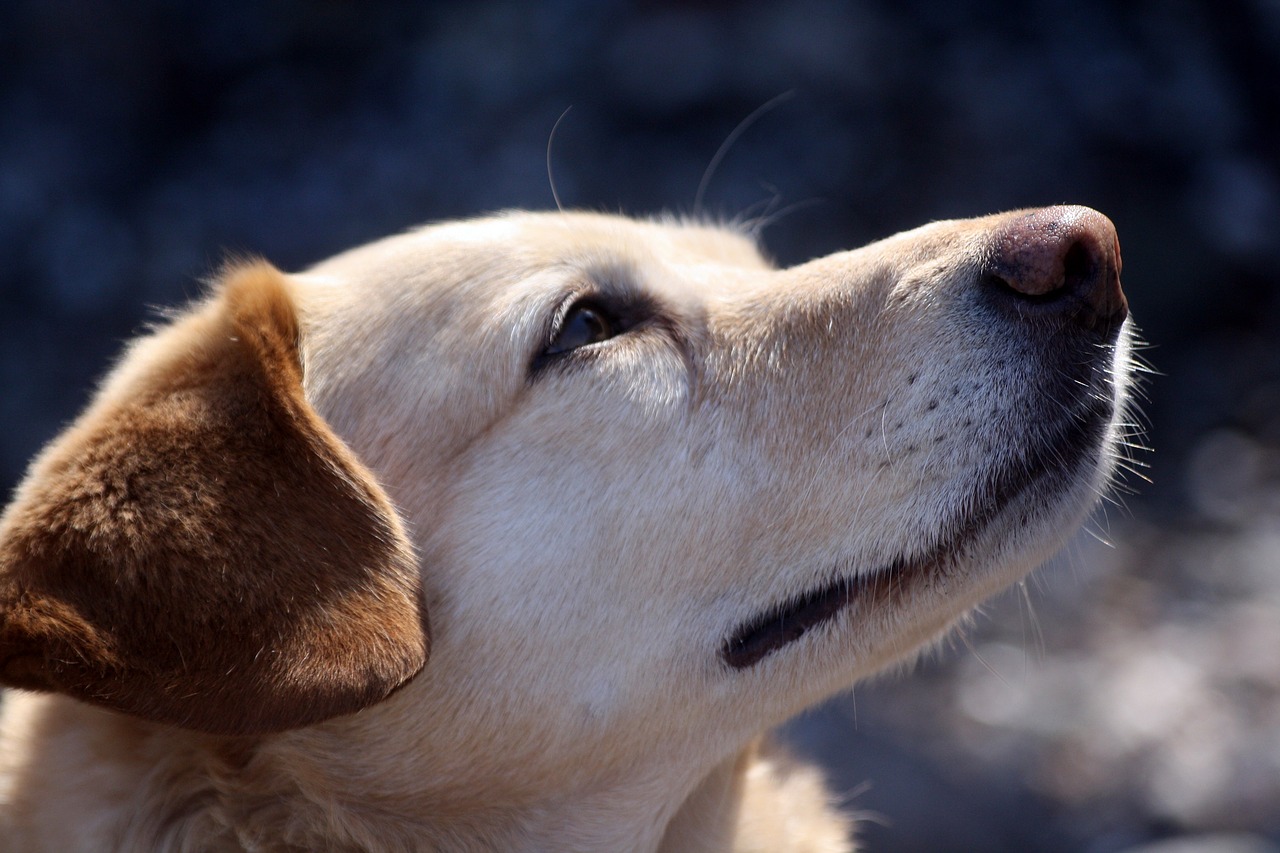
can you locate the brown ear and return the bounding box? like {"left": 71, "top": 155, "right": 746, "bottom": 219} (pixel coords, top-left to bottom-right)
{"left": 0, "top": 262, "right": 427, "bottom": 735}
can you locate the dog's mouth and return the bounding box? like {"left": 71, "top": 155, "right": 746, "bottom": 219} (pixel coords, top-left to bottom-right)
{"left": 720, "top": 395, "right": 1115, "bottom": 670}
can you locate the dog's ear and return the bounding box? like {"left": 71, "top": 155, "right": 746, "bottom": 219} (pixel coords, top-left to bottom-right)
{"left": 0, "top": 263, "right": 427, "bottom": 735}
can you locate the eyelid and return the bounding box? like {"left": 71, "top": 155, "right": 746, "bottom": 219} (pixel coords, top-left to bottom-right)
{"left": 546, "top": 288, "right": 595, "bottom": 344}
{"left": 529, "top": 288, "right": 604, "bottom": 373}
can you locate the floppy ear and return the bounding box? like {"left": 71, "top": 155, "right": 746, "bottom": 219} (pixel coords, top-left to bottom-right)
{"left": 0, "top": 262, "right": 427, "bottom": 735}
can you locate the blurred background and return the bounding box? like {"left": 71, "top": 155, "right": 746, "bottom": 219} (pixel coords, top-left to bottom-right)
{"left": 1, "top": 1, "right": 1278, "bottom": 850}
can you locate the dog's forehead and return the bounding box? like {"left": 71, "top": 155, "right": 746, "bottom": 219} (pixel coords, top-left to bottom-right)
{"left": 442, "top": 211, "right": 771, "bottom": 269}
{"left": 307, "top": 211, "right": 771, "bottom": 285}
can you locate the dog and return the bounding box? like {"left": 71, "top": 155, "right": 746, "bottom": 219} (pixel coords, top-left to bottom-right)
{"left": 0, "top": 206, "right": 1132, "bottom": 851}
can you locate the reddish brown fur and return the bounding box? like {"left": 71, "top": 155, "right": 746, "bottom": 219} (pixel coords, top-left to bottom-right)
{"left": 0, "top": 263, "right": 427, "bottom": 735}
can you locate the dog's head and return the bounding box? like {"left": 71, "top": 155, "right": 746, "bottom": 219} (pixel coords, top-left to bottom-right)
{"left": 0, "top": 207, "right": 1131, "bottom": 788}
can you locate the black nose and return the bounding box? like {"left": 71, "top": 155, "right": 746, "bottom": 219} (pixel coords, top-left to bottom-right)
{"left": 983, "top": 206, "right": 1127, "bottom": 335}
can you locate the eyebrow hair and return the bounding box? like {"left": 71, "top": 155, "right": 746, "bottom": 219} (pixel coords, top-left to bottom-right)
{"left": 588, "top": 262, "right": 706, "bottom": 401}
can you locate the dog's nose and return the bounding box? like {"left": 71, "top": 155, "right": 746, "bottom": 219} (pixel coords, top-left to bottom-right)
{"left": 983, "top": 205, "right": 1127, "bottom": 334}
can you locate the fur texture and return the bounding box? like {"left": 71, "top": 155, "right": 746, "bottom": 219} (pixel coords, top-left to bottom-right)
{"left": 0, "top": 208, "right": 1132, "bottom": 851}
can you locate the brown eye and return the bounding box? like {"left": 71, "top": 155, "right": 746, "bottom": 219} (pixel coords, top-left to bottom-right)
{"left": 546, "top": 303, "right": 615, "bottom": 356}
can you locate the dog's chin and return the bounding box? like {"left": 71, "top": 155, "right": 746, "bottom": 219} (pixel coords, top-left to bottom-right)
{"left": 720, "top": 395, "right": 1116, "bottom": 670}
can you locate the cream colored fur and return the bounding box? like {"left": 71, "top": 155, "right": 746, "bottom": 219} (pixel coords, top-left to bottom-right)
{"left": 0, "top": 210, "right": 1133, "bottom": 851}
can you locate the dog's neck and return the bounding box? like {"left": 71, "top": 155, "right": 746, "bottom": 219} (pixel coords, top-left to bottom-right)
{"left": 2, "top": 693, "right": 848, "bottom": 853}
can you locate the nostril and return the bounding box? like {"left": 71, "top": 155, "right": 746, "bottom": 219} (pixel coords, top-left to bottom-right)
{"left": 1061, "top": 239, "right": 1096, "bottom": 299}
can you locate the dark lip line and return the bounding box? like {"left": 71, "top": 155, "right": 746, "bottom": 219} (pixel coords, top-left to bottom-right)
{"left": 719, "top": 397, "right": 1114, "bottom": 670}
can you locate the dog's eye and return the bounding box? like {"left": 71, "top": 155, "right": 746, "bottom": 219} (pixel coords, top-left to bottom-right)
{"left": 546, "top": 303, "right": 615, "bottom": 356}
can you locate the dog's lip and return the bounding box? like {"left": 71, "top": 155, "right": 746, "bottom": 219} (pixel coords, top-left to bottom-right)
{"left": 719, "top": 395, "right": 1114, "bottom": 670}
{"left": 719, "top": 557, "right": 915, "bottom": 669}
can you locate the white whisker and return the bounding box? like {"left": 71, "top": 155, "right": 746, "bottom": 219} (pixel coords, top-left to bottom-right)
{"left": 694, "top": 91, "right": 796, "bottom": 217}
{"left": 546, "top": 106, "right": 573, "bottom": 213}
